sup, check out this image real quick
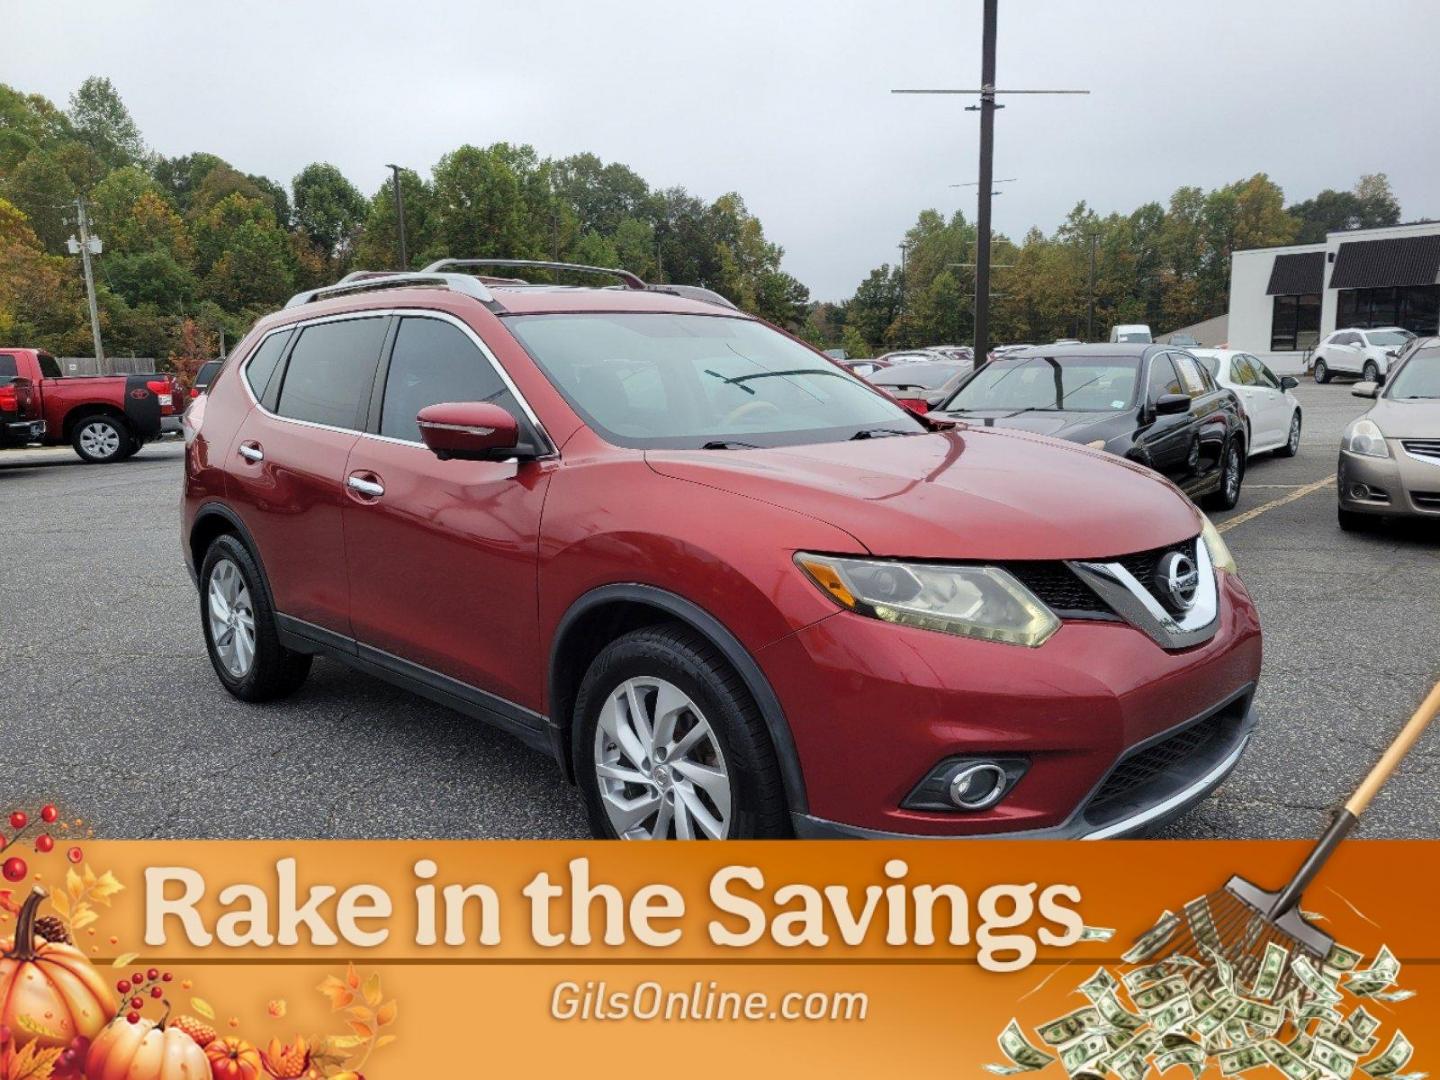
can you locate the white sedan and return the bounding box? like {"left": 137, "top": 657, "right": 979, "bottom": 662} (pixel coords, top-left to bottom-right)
{"left": 1190, "top": 349, "right": 1302, "bottom": 458}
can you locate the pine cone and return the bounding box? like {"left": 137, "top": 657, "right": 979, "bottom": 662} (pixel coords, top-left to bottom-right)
{"left": 33, "top": 915, "right": 70, "bottom": 944}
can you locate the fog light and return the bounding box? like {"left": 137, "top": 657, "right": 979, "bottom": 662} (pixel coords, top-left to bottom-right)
{"left": 948, "top": 763, "right": 1009, "bottom": 809}
{"left": 1351, "top": 483, "right": 1371, "bottom": 500}
{"left": 901, "top": 756, "right": 1028, "bottom": 813}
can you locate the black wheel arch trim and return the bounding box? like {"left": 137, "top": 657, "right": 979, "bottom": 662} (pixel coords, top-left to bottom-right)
{"left": 549, "top": 583, "right": 808, "bottom": 814}
{"left": 188, "top": 502, "right": 276, "bottom": 607}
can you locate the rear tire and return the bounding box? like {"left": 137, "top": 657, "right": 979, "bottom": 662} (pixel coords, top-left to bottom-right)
{"left": 1313, "top": 358, "right": 1330, "bottom": 384}
{"left": 71, "top": 415, "right": 131, "bottom": 463}
{"left": 573, "top": 624, "right": 789, "bottom": 840}
{"left": 1202, "top": 439, "right": 1244, "bottom": 511}
{"left": 1275, "top": 411, "right": 1301, "bottom": 458}
{"left": 200, "top": 534, "right": 312, "bottom": 702}
{"left": 1338, "top": 507, "right": 1375, "bottom": 533}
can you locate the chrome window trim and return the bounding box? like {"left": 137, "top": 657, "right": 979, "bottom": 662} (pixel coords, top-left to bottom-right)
{"left": 237, "top": 309, "right": 557, "bottom": 458}
{"left": 1067, "top": 539, "right": 1219, "bottom": 650}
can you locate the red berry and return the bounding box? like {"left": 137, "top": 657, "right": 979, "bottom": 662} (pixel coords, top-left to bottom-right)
{"left": 161, "top": 972, "right": 173, "bottom": 982}
{"left": 132, "top": 972, "right": 144, "bottom": 985}
{"left": 130, "top": 996, "right": 143, "bottom": 1010}
{"left": 8, "top": 812, "right": 26, "bottom": 831}
{"left": 150, "top": 987, "right": 162, "bottom": 999}
{"left": 66, "top": 846, "right": 83, "bottom": 864}
{"left": 41, "top": 805, "right": 58, "bottom": 824}
{"left": 126, "top": 1012, "right": 140, "bottom": 1024}
{"left": 2, "top": 857, "right": 26, "bottom": 883}
{"left": 147, "top": 968, "right": 159, "bottom": 981}
{"left": 117, "top": 980, "right": 131, "bottom": 994}
{"left": 35, "top": 835, "right": 54, "bottom": 853}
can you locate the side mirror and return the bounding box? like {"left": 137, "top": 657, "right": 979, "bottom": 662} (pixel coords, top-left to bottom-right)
{"left": 1153, "top": 393, "right": 1191, "bottom": 416}
{"left": 416, "top": 401, "right": 529, "bottom": 461}
{"left": 894, "top": 397, "right": 930, "bottom": 415}
{"left": 1352, "top": 382, "right": 1380, "bottom": 399}
{"left": 1280, "top": 376, "right": 1299, "bottom": 390}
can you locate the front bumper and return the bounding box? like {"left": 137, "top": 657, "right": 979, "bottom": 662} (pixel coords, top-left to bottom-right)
{"left": 760, "top": 570, "right": 1262, "bottom": 838}
{"left": 1338, "top": 446, "right": 1440, "bottom": 518}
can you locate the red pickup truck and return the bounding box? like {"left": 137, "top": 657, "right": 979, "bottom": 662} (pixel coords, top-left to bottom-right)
{"left": 0, "top": 348, "right": 181, "bottom": 463}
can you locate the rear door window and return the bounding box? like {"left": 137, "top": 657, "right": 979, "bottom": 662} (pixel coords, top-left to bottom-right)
{"left": 378, "top": 317, "right": 525, "bottom": 443}
{"left": 1171, "top": 354, "right": 1207, "bottom": 395}
{"left": 274, "top": 318, "right": 388, "bottom": 430}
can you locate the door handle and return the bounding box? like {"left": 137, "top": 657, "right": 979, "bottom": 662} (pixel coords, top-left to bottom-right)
{"left": 238, "top": 442, "right": 263, "bottom": 462}
{"left": 347, "top": 475, "right": 385, "bottom": 498}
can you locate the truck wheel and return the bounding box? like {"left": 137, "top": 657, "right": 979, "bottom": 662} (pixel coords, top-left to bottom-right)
{"left": 200, "top": 534, "right": 312, "bottom": 701}
{"left": 71, "top": 415, "right": 130, "bottom": 463}
{"left": 573, "top": 624, "right": 789, "bottom": 840}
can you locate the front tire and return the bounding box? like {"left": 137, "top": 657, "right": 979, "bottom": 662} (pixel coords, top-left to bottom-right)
{"left": 1362, "top": 360, "right": 1379, "bottom": 383}
{"left": 573, "top": 624, "right": 789, "bottom": 840}
{"left": 1314, "top": 358, "right": 1330, "bottom": 384}
{"left": 1203, "top": 439, "right": 1244, "bottom": 511}
{"left": 71, "top": 415, "right": 131, "bottom": 463}
{"left": 1338, "top": 507, "right": 1376, "bottom": 533}
{"left": 200, "top": 535, "right": 312, "bottom": 701}
{"left": 1275, "top": 411, "right": 1301, "bottom": 457}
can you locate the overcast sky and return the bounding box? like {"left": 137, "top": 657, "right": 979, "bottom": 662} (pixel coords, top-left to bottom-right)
{"left": 8, "top": 0, "right": 1438, "bottom": 300}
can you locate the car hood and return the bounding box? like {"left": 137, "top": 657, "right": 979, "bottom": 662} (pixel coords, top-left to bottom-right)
{"left": 935, "top": 408, "right": 1120, "bottom": 441}
{"left": 1369, "top": 398, "right": 1440, "bottom": 439}
{"left": 644, "top": 425, "right": 1200, "bottom": 562}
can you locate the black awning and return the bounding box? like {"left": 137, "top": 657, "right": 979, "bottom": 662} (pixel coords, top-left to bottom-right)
{"left": 1329, "top": 234, "right": 1440, "bottom": 290}
{"left": 1265, "top": 251, "right": 1325, "bottom": 295}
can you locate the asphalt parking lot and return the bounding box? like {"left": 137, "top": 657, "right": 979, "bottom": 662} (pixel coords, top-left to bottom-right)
{"left": 2, "top": 378, "right": 1437, "bottom": 840}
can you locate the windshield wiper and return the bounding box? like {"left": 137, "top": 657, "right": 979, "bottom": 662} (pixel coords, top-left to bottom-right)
{"left": 699, "top": 439, "right": 761, "bottom": 450}
{"left": 848, "top": 427, "right": 913, "bottom": 440}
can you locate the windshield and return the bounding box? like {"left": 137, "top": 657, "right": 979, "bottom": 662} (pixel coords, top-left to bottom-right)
{"left": 1387, "top": 347, "right": 1440, "bottom": 399}
{"left": 1115, "top": 332, "right": 1150, "bottom": 343}
{"left": 1367, "top": 331, "right": 1410, "bottom": 346}
{"left": 946, "top": 355, "right": 1141, "bottom": 412}
{"left": 872, "top": 365, "right": 959, "bottom": 390}
{"left": 505, "top": 313, "right": 925, "bottom": 448}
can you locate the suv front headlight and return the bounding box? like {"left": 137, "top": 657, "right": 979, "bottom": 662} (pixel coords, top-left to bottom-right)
{"left": 795, "top": 553, "right": 1060, "bottom": 647}
{"left": 1199, "top": 515, "right": 1236, "bottom": 575}
{"left": 1342, "top": 418, "right": 1389, "bottom": 458}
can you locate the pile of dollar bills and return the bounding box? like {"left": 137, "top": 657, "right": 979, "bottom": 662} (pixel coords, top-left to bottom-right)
{"left": 986, "top": 906, "right": 1419, "bottom": 1080}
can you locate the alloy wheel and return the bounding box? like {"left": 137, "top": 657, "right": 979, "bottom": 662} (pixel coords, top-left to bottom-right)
{"left": 593, "top": 676, "right": 732, "bottom": 840}
{"left": 1225, "top": 446, "right": 1242, "bottom": 501}
{"left": 1363, "top": 361, "right": 1379, "bottom": 383}
{"left": 207, "top": 558, "right": 257, "bottom": 678}
{"left": 1287, "top": 415, "right": 1300, "bottom": 454}
{"left": 78, "top": 420, "right": 121, "bottom": 459}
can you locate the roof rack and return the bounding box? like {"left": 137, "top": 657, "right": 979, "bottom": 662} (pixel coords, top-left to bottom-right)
{"left": 283, "top": 272, "right": 495, "bottom": 309}
{"left": 422, "top": 258, "right": 647, "bottom": 290}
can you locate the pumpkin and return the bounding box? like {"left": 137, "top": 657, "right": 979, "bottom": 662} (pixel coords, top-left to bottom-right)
{"left": 86, "top": 1013, "right": 211, "bottom": 1080}
{"left": 206, "top": 1036, "right": 263, "bottom": 1080}
{"left": 0, "top": 887, "right": 115, "bottom": 1049}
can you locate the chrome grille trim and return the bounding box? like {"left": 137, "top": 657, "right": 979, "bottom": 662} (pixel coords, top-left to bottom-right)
{"left": 1401, "top": 440, "right": 1440, "bottom": 467}
{"left": 1067, "top": 540, "right": 1219, "bottom": 650}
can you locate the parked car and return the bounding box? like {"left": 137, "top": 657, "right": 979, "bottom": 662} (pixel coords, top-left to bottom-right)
{"left": 938, "top": 343, "right": 1247, "bottom": 510}
{"left": 1190, "top": 349, "right": 1302, "bottom": 458}
{"left": 1167, "top": 333, "right": 1200, "bottom": 348}
{"left": 926, "top": 345, "right": 974, "bottom": 364}
{"left": 868, "top": 360, "right": 972, "bottom": 409}
{"left": 1311, "top": 327, "right": 1414, "bottom": 384}
{"left": 839, "top": 358, "right": 890, "bottom": 378}
{"left": 189, "top": 358, "right": 225, "bottom": 402}
{"left": 184, "top": 260, "right": 1260, "bottom": 841}
{"left": 0, "top": 348, "right": 181, "bottom": 462}
{"left": 1337, "top": 337, "right": 1440, "bottom": 530}
{"left": 1110, "top": 324, "right": 1153, "bottom": 344}
{"left": 876, "top": 350, "right": 937, "bottom": 365}
{"left": 1053, "top": 338, "right": 1084, "bottom": 346}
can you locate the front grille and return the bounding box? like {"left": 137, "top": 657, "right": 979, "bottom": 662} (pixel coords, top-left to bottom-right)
{"left": 1002, "top": 537, "right": 1199, "bottom": 621}
{"left": 1087, "top": 713, "right": 1230, "bottom": 819}
{"left": 1402, "top": 439, "right": 1440, "bottom": 463}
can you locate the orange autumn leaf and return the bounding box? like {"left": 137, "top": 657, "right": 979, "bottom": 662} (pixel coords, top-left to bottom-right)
{"left": 317, "top": 976, "right": 354, "bottom": 1011}
{"left": 267, "top": 999, "right": 287, "bottom": 1018}
{"left": 2, "top": 1040, "right": 64, "bottom": 1080}
{"left": 346, "top": 1021, "right": 373, "bottom": 1041}
{"left": 345, "top": 963, "right": 360, "bottom": 990}
{"left": 361, "top": 973, "right": 382, "bottom": 1007}
{"left": 375, "top": 1000, "right": 397, "bottom": 1027}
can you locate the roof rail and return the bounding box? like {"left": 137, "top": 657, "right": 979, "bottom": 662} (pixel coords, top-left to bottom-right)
{"left": 283, "top": 272, "right": 496, "bottom": 309}
{"left": 422, "top": 258, "right": 647, "bottom": 290}
{"left": 643, "top": 283, "right": 739, "bottom": 311}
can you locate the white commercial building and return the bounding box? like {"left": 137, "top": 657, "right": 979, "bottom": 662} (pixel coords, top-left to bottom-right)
{"left": 1228, "top": 221, "right": 1440, "bottom": 371}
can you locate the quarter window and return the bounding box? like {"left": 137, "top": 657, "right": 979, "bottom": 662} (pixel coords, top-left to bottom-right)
{"left": 1171, "top": 355, "right": 1207, "bottom": 396}
{"left": 274, "top": 318, "right": 387, "bottom": 430}
{"left": 244, "top": 330, "right": 293, "bottom": 401}
{"left": 379, "top": 317, "right": 523, "bottom": 443}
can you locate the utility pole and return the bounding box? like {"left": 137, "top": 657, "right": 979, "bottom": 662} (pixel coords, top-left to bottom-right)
{"left": 1086, "top": 232, "right": 1097, "bottom": 341}
{"left": 68, "top": 197, "right": 105, "bottom": 369}
{"left": 386, "top": 164, "right": 409, "bottom": 269}
{"left": 892, "top": 0, "right": 1087, "bottom": 363}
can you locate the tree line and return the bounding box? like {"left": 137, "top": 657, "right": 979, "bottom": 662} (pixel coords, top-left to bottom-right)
{"left": 0, "top": 77, "right": 810, "bottom": 374}
{"left": 811, "top": 172, "right": 1404, "bottom": 356}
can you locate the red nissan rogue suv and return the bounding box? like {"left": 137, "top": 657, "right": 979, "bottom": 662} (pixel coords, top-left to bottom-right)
{"left": 182, "top": 260, "right": 1261, "bottom": 840}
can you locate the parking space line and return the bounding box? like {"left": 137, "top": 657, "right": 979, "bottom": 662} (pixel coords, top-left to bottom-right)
{"left": 1217, "top": 474, "right": 1336, "bottom": 534}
